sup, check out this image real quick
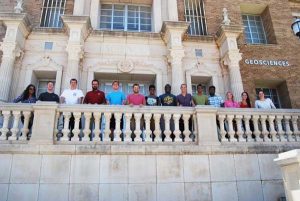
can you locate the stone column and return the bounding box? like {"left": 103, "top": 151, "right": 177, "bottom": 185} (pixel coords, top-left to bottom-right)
{"left": 275, "top": 150, "right": 300, "bottom": 201}
{"left": 167, "top": 0, "right": 178, "bottom": 21}
{"left": 153, "top": 0, "right": 162, "bottom": 32}
{"left": 162, "top": 21, "right": 189, "bottom": 95}
{"left": 0, "top": 13, "right": 30, "bottom": 102}
{"left": 90, "top": 0, "right": 100, "bottom": 29}
{"left": 73, "top": 0, "right": 86, "bottom": 15}
{"left": 216, "top": 25, "right": 244, "bottom": 101}
{"left": 61, "top": 16, "right": 91, "bottom": 89}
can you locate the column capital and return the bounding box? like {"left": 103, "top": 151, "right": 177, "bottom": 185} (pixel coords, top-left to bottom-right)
{"left": 161, "top": 21, "right": 189, "bottom": 48}
{"left": 62, "top": 15, "right": 91, "bottom": 43}
{"left": 65, "top": 44, "right": 84, "bottom": 60}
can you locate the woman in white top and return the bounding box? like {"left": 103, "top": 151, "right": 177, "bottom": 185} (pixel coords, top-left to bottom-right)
{"left": 255, "top": 90, "right": 276, "bottom": 109}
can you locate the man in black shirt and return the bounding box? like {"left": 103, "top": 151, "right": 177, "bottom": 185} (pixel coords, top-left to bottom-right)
{"left": 38, "top": 81, "right": 60, "bottom": 103}
{"left": 159, "top": 84, "right": 177, "bottom": 106}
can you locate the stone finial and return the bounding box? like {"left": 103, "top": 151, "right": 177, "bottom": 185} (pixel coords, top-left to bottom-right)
{"left": 222, "top": 8, "right": 231, "bottom": 26}
{"left": 14, "top": 0, "right": 24, "bottom": 13}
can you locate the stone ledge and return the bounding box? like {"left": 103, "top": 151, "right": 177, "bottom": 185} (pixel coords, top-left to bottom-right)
{"left": 0, "top": 143, "right": 299, "bottom": 155}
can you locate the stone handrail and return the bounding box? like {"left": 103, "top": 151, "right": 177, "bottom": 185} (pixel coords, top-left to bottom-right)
{"left": 0, "top": 102, "right": 300, "bottom": 146}
{"left": 0, "top": 103, "right": 34, "bottom": 141}
{"left": 217, "top": 108, "right": 300, "bottom": 143}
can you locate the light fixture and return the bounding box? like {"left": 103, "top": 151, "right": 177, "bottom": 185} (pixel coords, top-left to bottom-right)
{"left": 291, "top": 18, "right": 300, "bottom": 39}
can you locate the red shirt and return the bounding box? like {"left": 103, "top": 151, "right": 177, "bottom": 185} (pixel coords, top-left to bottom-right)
{"left": 127, "top": 93, "right": 145, "bottom": 105}
{"left": 84, "top": 90, "right": 106, "bottom": 104}
{"left": 240, "top": 102, "right": 250, "bottom": 108}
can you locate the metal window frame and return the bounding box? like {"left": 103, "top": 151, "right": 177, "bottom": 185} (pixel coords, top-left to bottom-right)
{"left": 40, "top": 0, "right": 66, "bottom": 28}
{"left": 100, "top": 3, "right": 152, "bottom": 32}
{"left": 242, "top": 14, "right": 268, "bottom": 44}
{"left": 184, "top": 0, "right": 208, "bottom": 36}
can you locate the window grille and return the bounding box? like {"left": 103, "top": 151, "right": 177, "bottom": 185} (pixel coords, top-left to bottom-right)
{"left": 100, "top": 4, "right": 152, "bottom": 32}
{"left": 184, "top": 0, "right": 207, "bottom": 36}
{"left": 40, "top": 0, "right": 66, "bottom": 28}
{"left": 242, "top": 15, "right": 267, "bottom": 44}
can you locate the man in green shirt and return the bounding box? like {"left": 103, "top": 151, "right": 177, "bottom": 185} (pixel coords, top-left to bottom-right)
{"left": 193, "top": 84, "right": 209, "bottom": 105}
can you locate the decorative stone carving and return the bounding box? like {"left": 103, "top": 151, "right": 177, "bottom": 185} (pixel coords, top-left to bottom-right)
{"left": 118, "top": 59, "right": 134, "bottom": 73}
{"left": 25, "top": 55, "right": 64, "bottom": 70}
{"left": 14, "top": 0, "right": 23, "bottom": 14}
{"left": 222, "top": 8, "right": 231, "bottom": 26}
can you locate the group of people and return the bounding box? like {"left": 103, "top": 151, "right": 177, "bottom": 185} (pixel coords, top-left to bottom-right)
{"left": 13, "top": 78, "right": 277, "bottom": 110}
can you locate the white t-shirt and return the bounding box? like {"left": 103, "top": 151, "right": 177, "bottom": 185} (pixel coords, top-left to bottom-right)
{"left": 255, "top": 98, "right": 276, "bottom": 109}
{"left": 60, "top": 89, "right": 84, "bottom": 104}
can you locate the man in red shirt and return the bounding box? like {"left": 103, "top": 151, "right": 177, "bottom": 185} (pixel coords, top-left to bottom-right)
{"left": 84, "top": 80, "right": 106, "bottom": 104}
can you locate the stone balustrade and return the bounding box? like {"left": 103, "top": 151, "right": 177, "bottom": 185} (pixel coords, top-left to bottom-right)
{"left": 217, "top": 108, "right": 300, "bottom": 143}
{"left": 0, "top": 104, "right": 34, "bottom": 141}
{"left": 55, "top": 105, "right": 196, "bottom": 143}
{"left": 0, "top": 103, "right": 300, "bottom": 146}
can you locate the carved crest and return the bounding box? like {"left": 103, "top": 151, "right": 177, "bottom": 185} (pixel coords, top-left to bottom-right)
{"left": 118, "top": 60, "right": 134, "bottom": 73}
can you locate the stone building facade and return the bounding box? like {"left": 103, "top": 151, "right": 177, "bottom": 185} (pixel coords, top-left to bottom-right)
{"left": 0, "top": 0, "right": 299, "bottom": 107}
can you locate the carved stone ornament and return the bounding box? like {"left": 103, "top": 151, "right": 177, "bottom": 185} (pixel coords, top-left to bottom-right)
{"left": 222, "top": 8, "right": 231, "bottom": 26}
{"left": 26, "top": 55, "right": 63, "bottom": 70}
{"left": 14, "top": 0, "right": 23, "bottom": 13}
{"left": 118, "top": 60, "right": 134, "bottom": 73}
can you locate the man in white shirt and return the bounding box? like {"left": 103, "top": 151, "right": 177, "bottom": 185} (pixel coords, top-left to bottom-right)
{"left": 60, "top": 79, "right": 84, "bottom": 104}
{"left": 59, "top": 79, "right": 84, "bottom": 140}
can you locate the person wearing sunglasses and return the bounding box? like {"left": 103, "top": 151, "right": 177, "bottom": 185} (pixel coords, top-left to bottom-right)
{"left": 13, "top": 84, "right": 37, "bottom": 103}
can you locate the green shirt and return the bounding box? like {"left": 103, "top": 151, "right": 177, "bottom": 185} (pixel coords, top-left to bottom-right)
{"left": 193, "top": 94, "right": 209, "bottom": 105}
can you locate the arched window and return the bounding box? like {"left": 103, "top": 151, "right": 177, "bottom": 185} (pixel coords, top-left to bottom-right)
{"left": 40, "top": 0, "right": 66, "bottom": 28}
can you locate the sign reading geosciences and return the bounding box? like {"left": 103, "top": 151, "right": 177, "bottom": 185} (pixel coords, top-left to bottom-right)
{"left": 244, "top": 59, "right": 290, "bottom": 67}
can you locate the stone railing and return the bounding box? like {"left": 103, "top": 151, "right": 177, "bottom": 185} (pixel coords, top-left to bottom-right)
{"left": 217, "top": 108, "right": 300, "bottom": 143}
{"left": 0, "top": 102, "right": 300, "bottom": 146}
{"left": 55, "top": 105, "right": 196, "bottom": 143}
{"left": 0, "top": 103, "right": 34, "bottom": 141}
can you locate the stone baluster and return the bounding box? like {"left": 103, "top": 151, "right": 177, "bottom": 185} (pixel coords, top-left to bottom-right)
{"left": 235, "top": 115, "right": 244, "bottom": 142}
{"left": 54, "top": 111, "right": 60, "bottom": 140}
{"left": 72, "top": 112, "right": 82, "bottom": 141}
{"left": 143, "top": 113, "right": 152, "bottom": 142}
{"left": 163, "top": 114, "right": 172, "bottom": 142}
{"left": 133, "top": 113, "right": 143, "bottom": 142}
{"left": 93, "top": 112, "right": 101, "bottom": 141}
{"left": 0, "top": 111, "right": 11, "bottom": 140}
{"left": 82, "top": 112, "right": 92, "bottom": 141}
{"left": 252, "top": 115, "right": 261, "bottom": 142}
{"left": 9, "top": 111, "right": 21, "bottom": 140}
{"left": 291, "top": 115, "right": 300, "bottom": 141}
{"left": 218, "top": 114, "right": 227, "bottom": 142}
{"left": 173, "top": 114, "right": 182, "bottom": 142}
{"left": 182, "top": 114, "right": 191, "bottom": 142}
{"left": 268, "top": 115, "right": 278, "bottom": 142}
{"left": 260, "top": 115, "right": 269, "bottom": 141}
{"left": 113, "top": 113, "right": 122, "bottom": 142}
{"left": 275, "top": 115, "right": 285, "bottom": 142}
{"left": 153, "top": 114, "right": 162, "bottom": 142}
{"left": 243, "top": 115, "right": 253, "bottom": 142}
{"left": 284, "top": 115, "right": 293, "bottom": 142}
{"left": 227, "top": 115, "right": 236, "bottom": 142}
{"left": 124, "top": 113, "right": 133, "bottom": 142}
{"left": 61, "top": 112, "right": 71, "bottom": 141}
{"left": 192, "top": 114, "right": 197, "bottom": 142}
{"left": 20, "top": 111, "right": 31, "bottom": 141}
{"left": 103, "top": 113, "right": 112, "bottom": 142}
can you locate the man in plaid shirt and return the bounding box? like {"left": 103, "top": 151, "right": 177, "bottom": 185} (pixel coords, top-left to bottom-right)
{"left": 208, "top": 85, "right": 224, "bottom": 107}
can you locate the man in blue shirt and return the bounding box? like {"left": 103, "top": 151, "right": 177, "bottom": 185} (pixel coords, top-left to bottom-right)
{"left": 106, "top": 81, "right": 126, "bottom": 105}
{"left": 208, "top": 85, "right": 224, "bottom": 107}
{"left": 106, "top": 81, "right": 126, "bottom": 140}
